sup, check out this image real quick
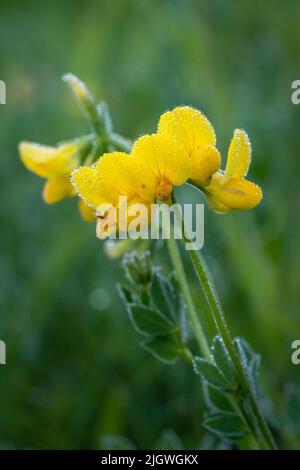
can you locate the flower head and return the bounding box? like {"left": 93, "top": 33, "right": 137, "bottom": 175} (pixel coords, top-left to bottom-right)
{"left": 71, "top": 152, "right": 150, "bottom": 237}
{"left": 158, "top": 106, "right": 221, "bottom": 185}
{"left": 19, "top": 140, "right": 95, "bottom": 220}
{"left": 71, "top": 133, "right": 190, "bottom": 237}
{"left": 204, "top": 129, "right": 262, "bottom": 213}
{"left": 19, "top": 142, "right": 79, "bottom": 204}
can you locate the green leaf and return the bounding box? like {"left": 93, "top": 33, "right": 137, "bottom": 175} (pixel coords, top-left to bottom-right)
{"left": 169, "top": 272, "right": 184, "bottom": 315}
{"left": 141, "top": 335, "right": 180, "bottom": 364}
{"left": 193, "top": 357, "right": 228, "bottom": 389}
{"left": 203, "top": 383, "right": 235, "bottom": 414}
{"left": 128, "top": 304, "right": 173, "bottom": 336}
{"left": 117, "top": 283, "right": 134, "bottom": 304}
{"left": 139, "top": 288, "right": 151, "bottom": 306}
{"left": 97, "top": 101, "right": 113, "bottom": 133}
{"left": 234, "top": 337, "right": 261, "bottom": 398}
{"left": 203, "top": 413, "right": 248, "bottom": 440}
{"left": 212, "top": 335, "right": 237, "bottom": 387}
{"left": 248, "top": 354, "right": 261, "bottom": 398}
{"left": 235, "top": 337, "right": 256, "bottom": 362}
{"left": 242, "top": 396, "right": 260, "bottom": 435}
{"left": 151, "top": 271, "right": 176, "bottom": 322}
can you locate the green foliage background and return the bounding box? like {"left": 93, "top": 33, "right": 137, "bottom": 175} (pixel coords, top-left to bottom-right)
{"left": 0, "top": 0, "right": 300, "bottom": 449}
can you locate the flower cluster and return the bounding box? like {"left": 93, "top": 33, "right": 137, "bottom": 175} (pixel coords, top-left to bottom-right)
{"left": 72, "top": 106, "right": 262, "bottom": 236}
{"left": 19, "top": 106, "right": 262, "bottom": 236}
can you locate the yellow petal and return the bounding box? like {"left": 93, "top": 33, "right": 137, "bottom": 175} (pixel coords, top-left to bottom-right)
{"left": 43, "top": 175, "right": 76, "bottom": 204}
{"left": 131, "top": 133, "right": 190, "bottom": 201}
{"left": 190, "top": 145, "right": 221, "bottom": 185}
{"left": 19, "top": 142, "right": 79, "bottom": 178}
{"left": 158, "top": 106, "right": 216, "bottom": 155}
{"left": 96, "top": 197, "right": 151, "bottom": 239}
{"left": 71, "top": 152, "right": 137, "bottom": 209}
{"left": 78, "top": 199, "right": 95, "bottom": 222}
{"left": 206, "top": 172, "right": 262, "bottom": 213}
{"left": 224, "top": 129, "right": 251, "bottom": 182}
{"left": 71, "top": 166, "right": 103, "bottom": 208}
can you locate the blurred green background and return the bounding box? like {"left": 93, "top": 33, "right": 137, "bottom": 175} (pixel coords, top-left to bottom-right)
{"left": 1, "top": 0, "right": 300, "bottom": 450}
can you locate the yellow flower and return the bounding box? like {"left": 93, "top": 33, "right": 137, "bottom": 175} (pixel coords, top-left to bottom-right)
{"left": 19, "top": 142, "right": 79, "bottom": 204}
{"left": 71, "top": 134, "right": 189, "bottom": 237}
{"left": 19, "top": 140, "right": 96, "bottom": 221}
{"left": 71, "top": 152, "right": 151, "bottom": 238}
{"left": 129, "top": 133, "right": 190, "bottom": 203}
{"left": 204, "top": 129, "right": 262, "bottom": 213}
{"left": 158, "top": 106, "right": 221, "bottom": 185}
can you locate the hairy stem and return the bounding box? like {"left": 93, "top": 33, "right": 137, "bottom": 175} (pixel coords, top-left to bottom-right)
{"left": 166, "top": 236, "right": 211, "bottom": 360}
{"left": 172, "top": 193, "right": 277, "bottom": 450}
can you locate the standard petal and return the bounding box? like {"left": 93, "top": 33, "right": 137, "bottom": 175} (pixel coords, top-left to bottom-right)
{"left": 158, "top": 106, "right": 216, "bottom": 155}
{"left": 93, "top": 152, "right": 137, "bottom": 202}
{"left": 19, "top": 142, "right": 79, "bottom": 178}
{"left": 131, "top": 133, "right": 190, "bottom": 200}
{"left": 43, "top": 175, "right": 76, "bottom": 204}
{"left": 224, "top": 129, "right": 251, "bottom": 181}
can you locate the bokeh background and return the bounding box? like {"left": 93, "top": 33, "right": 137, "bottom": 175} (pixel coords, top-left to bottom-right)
{"left": 1, "top": 0, "right": 300, "bottom": 449}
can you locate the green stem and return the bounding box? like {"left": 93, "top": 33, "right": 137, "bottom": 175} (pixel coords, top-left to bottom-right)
{"left": 172, "top": 193, "right": 277, "bottom": 450}
{"left": 227, "top": 394, "right": 260, "bottom": 450}
{"left": 188, "top": 242, "right": 276, "bottom": 449}
{"left": 109, "top": 133, "right": 132, "bottom": 153}
{"left": 165, "top": 237, "right": 211, "bottom": 361}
